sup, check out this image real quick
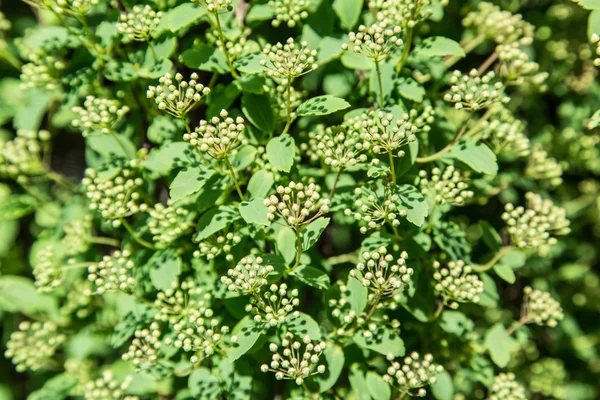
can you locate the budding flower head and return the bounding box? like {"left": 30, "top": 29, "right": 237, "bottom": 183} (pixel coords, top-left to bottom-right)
{"left": 72, "top": 96, "right": 129, "bottom": 137}
{"left": 497, "top": 43, "right": 548, "bottom": 89}
{"left": 523, "top": 286, "right": 564, "bottom": 328}
{"left": 463, "top": 2, "right": 534, "bottom": 46}
{"left": 193, "top": 0, "right": 233, "bottom": 13}
{"left": 345, "top": 184, "right": 407, "bottom": 234}
{"left": 183, "top": 110, "right": 246, "bottom": 160}
{"left": 261, "top": 332, "right": 326, "bottom": 384}
{"left": 117, "top": 5, "right": 163, "bottom": 43}
{"left": 342, "top": 22, "right": 403, "bottom": 62}
{"left": 501, "top": 192, "right": 570, "bottom": 254}
{"left": 0, "top": 129, "right": 49, "bottom": 179}
{"left": 351, "top": 247, "right": 413, "bottom": 296}
{"left": 221, "top": 255, "right": 275, "bottom": 295}
{"left": 488, "top": 372, "right": 527, "bottom": 400}
{"left": 5, "top": 321, "right": 66, "bottom": 372}
{"left": 307, "top": 124, "right": 370, "bottom": 171}
{"left": 472, "top": 108, "right": 531, "bottom": 159}
{"left": 247, "top": 283, "right": 300, "bottom": 326}
{"left": 525, "top": 143, "right": 563, "bottom": 187}
{"left": 147, "top": 72, "right": 210, "bottom": 118}
{"left": 444, "top": 70, "right": 510, "bottom": 111}
{"left": 415, "top": 166, "right": 474, "bottom": 206}
{"left": 148, "top": 203, "right": 195, "bottom": 248}
{"left": 268, "top": 0, "right": 310, "bottom": 28}
{"left": 24, "top": 0, "right": 100, "bottom": 16}
{"left": 84, "top": 371, "right": 137, "bottom": 400}
{"left": 122, "top": 322, "right": 162, "bottom": 369}
{"left": 261, "top": 38, "right": 318, "bottom": 81}
{"left": 590, "top": 33, "right": 600, "bottom": 67}
{"left": 86, "top": 249, "right": 135, "bottom": 295}
{"left": 433, "top": 259, "right": 483, "bottom": 309}
{"left": 264, "top": 181, "right": 329, "bottom": 228}
{"left": 383, "top": 352, "right": 444, "bottom": 397}
{"left": 371, "top": 0, "right": 435, "bottom": 28}
{"left": 195, "top": 228, "right": 243, "bottom": 261}
{"left": 32, "top": 244, "right": 67, "bottom": 292}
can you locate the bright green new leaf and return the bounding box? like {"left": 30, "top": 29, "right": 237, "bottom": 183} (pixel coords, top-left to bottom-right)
{"left": 484, "top": 323, "right": 517, "bottom": 368}
{"left": 347, "top": 277, "right": 368, "bottom": 315}
{"left": 228, "top": 316, "right": 267, "bottom": 361}
{"left": 397, "top": 77, "right": 425, "bottom": 102}
{"left": 247, "top": 170, "right": 274, "bottom": 199}
{"left": 180, "top": 45, "right": 229, "bottom": 74}
{"left": 353, "top": 326, "right": 405, "bottom": 357}
{"left": 391, "top": 184, "right": 429, "bottom": 227}
{"left": 302, "top": 217, "right": 330, "bottom": 251}
{"left": 195, "top": 206, "right": 240, "bottom": 241}
{"left": 315, "top": 345, "right": 345, "bottom": 392}
{"left": 241, "top": 93, "right": 274, "bottom": 133}
{"left": 296, "top": 95, "right": 351, "bottom": 116}
{"left": 169, "top": 165, "right": 214, "bottom": 202}
{"left": 239, "top": 198, "right": 270, "bottom": 226}
{"left": 148, "top": 249, "right": 182, "bottom": 291}
{"left": 286, "top": 312, "right": 322, "bottom": 339}
{"left": 493, "top": 263, "right": 516, "bottom": 284}
{"left": 366, "top": 372, "right": 391, "bottom": 400}
{"left": 431, "top": 371, "right": 455, "bottom": 400}
{"left": 449, "top": 138, "right": 499, "bottom": 175}
{"left": 266, "top": 135, "right": 295, "bottom": 173}
{"left": 290, "top": 265, "right": 330, "bottom": 290}
{"left": 332, "top": 0, "right": 363, "bottom": 29}
{"left": 188, "top": 368, "right": 221, "bottom": 399}
{"left": 413, "top": 36, "right": 465, "bottom": 58}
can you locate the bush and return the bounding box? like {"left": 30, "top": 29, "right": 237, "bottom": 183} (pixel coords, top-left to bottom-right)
{"left": 0, "top": 0, "right": 599, "bottom": 399}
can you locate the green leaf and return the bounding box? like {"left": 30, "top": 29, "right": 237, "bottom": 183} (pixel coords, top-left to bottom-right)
{"left": 228, "top": 316, "right": 267, "bottom": 361}
{"left": 207, "top": 83, "right": 242, "bottom": 118}
{"left": 478, "top": 273, "right": 499, "bottom": 308}
{"left": 484, "top": 323, "right": 517, "bottom": 368}
{"left": 234, "top": 52, "right": 267, "bottom": 74}
{"left": 353, "top": 325, "right": 405, "bottom": 357}
{"left": 241, "top": 93, "right": 274, "bottom": 133}
{"left": 479, "top": 220, "right": 502, "bottom": 251}
{"left": 239, "top": 198, "right": 270, "bottom": 226}
{"left": 159, "top": 3, "right": 206, "bottom": 33}
{"left": 296, "top": 95, "right": 351, "bottom": 116}
{"left": 333, "top": 0, "right": 363, "bottom": 29}
{"left": 195, "top": 206, "right": 240, "bottom": 241}
{"left": 578, "top": 0, "right": 600, "bottom": 10}
{"left": 235, "top": 74, "right": 266, "bottom": 94}
{"left": 315, "top": 344, "right": 345, "bottom": 392}
{"left": 587, "top": 109, "right": 600, "bottom": 129}
{"left": 247, "top": 170, "right": 274, "bottom": 199}
{"left": 28, "top": 374, "right": 78, "bottom": 400}
{"left": 431, "top": 371, "right": 454, "bottom": 400}
{"left": 276, "top": 227, "right": 297, "bottom": 266}
{"left": 145, "top": 142, "right": 197, "bottom": 175}
{"left": 302, "top": 217, "right": 330, "bottom": 251}
{"left": 440, "top": 311, "right": 474, "bottom": 336}
{"left": 169, "top": 165, "right": 214, "bottom": 202}
{"left": 0, "top": 195, "right": 37, "bottom": 219}
{"left": 148, "top": 249, "right": 182, "bottom": 291}
{"left": 188, "top": 368, "right": 221, "bottom": 399}
{"left": 138, "top": 58, "right": 173, "bottom": 79}
{"left": 590, "top": 10, "right": 600, "bottom": 37}
{"left": 246, "top": 3, "right": 276, "bottom": 23}
{"left": 449, "top": 139, "right": 498, "bottom": 175}
{"left": 14, "top": 88, "right": 50, "bottom": 131}
{"left": 397, "top": 77, "right": 425, "bottom": 102}
{"left": 286, "top": 312, "right": 322, "bottom": 339}
{"left": 180, "top": 44, "right": 229, "bottom": 74}
{"left": 147, "top": 115, "right": 184, "bottom": 144}
{"left": 87, "top": 134, "right": 136, "bottom": 159}
{"left": 391, "top": 184, "right": 429, "bottom": 227}
{"left": 290, "top": 265, "right": 330, "bottom": 290}
{"left": 366, "top": 372, "right": 391, "bottom": 400}
{"left": 493, "top": 263, "right": 516, "bottom": 284}
{"left": 266, "top": 135, "right": 295, "bottom": 173}
{"left": 413, "top": 36, "right": 465, "bottom": 58}
{"left": 349, "top": 364, "right": 372, "bottom": 400}
{"left": 0, "top": 275, "right": 58, "bottom": 315}
{"left": 230, "top": 145, "right": 257, "bottom": 170}
{"left": 347, "top": 277, "right": 368, "bottom": 315}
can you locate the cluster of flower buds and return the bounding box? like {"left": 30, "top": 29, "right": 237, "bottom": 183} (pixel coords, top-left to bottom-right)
{"left": 261, "top": 333, "right": 326, "bottom": 385}
{"left": 165, "top": 305, "right": 230, "bottom": 363}
{"left": 409, "top": 105, "right": 435, "bottom": 132}
{"left": 194, "top": 229, "right": 242, "bottom": 261}
{"left": 32, "top": 245, "right": 64, "bottom": 292}
{"left": 474, "top": 111, "right": 531, "bottom": 159}
{"left": 221, "top": 255, "right": 275, "bottom": 294}
{"left": 5, "top": 321, "right": 66, "bottom": 372}
{"left": 372, "top": 0, "right": 435, "bottom": 28}
{"left": 497, "top": 43, "right": 548, "bottom": 88}
{"left": 433, "top": 259, "right": 483, "bottom": 309}
{"left": 83, "top": 165, "right": 148, "bottom": 226}
{"left": 154, "top": 280, "right": 210, "bottom": 325}
{"left": 24, "top": 0, "right": 99, "bottom": 16}
{"left": 86, "top": 249, "right": 135, "bottom": 295}
{"left": 348, "top": 110, "right": 418, "bottom": 157}
{"left": 264, "top": 182, "right": 329, "bottom": 228}
{"left": 0, "top": 129, "right": 49, "bottom": 179}
{"left": 183, "top": 110, "right": 245, "bottom": 159}
{"left": 268, "top": 0, "right": 310, "bottom": 28}
{"left": 72, "top": 96, "right": 130, "bottom": 137}
{"left": 261, "top": 39, "right": 318, "bottom": 83}
{"left": 416, "top": 166, "right": 473, "bottom": 206}
{"left": 147, "top": 203, "right": 194, "bottom": 248}
{"left": 117, "top": 5, "right": 163, "bottom": 43}
{"left": 383, "top": 352, "right": 444, "bottom": 397}
{"left": 444, "top": 70, "right": 510, "bottom": 111}
{"left": 462, "top": 2, "right": 534, "bottom": 45}
{"left": 350, "top": 247, "right": 413, "bottom": 296}
{"left": 525, "top": 144, "right": 563, "bottom": 187}
{"left": 522, "top": 286, "right": 564, "bottom": 328}
{"left": 345, "top": 186, "right": 406, "bottom": 233}
{"left": 487, "top": 372, "right": 527, "bottom": 400}
{"left": 247, "top": 283, "right": 300, "bottom": 326}
{"left": 147, "top": 72, "right": 210, "bottom": 119}
{"left": 122, "top": 322, "right": 162, "bottom": 369}
{"left": 206, "top": 27, "right": 251, "bottom": 61}
{"left": 528, "top": 358, "right": 567, "bottom": 399}
{"left": 20, "top": 52, "right": 66, "bottom": 90}
{"left": 61, "top": 216, "right": 94, "bottom": 255}
{"left": 560, "top": 127, "right": 600, "bottom": 174}
{"left": 342, "top": 22, "right": 403, "bottom": 62}
{"left": 195, "top": 0, "right": 233, "bottom": 13}
{"left": 307, "top": 125, "right": 369, "bottom": 170}
{"left": 590, "top": 33, "right": 600, "bottom": 67}
{"left": 502, "top": 192, "right": 570, "bottom": 251}
{"left": 83, "top": 371, "right": 138, "bottom": 400}
{"left": 328, "top": 283, "right": 359, "bottom": 332}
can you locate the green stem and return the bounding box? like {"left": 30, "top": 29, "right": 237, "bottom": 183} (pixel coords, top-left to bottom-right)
{"left": 121, "top": 219, "right": 157, "bottom": 250}
{"left": 416, "top": 114, "right": 472, "bottom": 163}
{"left": 282, "top": 81, "right": 293, "bottom": 135}
{"left": 395, "top": 26, "right": 413, "bottom": 73}
{"left": 46, "top": 171, "right": 78, "bottom": 192}
{"left": 148, "top": 41, "right": 158, "bottom": 63}
{"left": 431, "top": 301, "right": 444, "bottom": 320}
{"left": 89, "top": 236, "right": 121, "bottom": 247}
{"left": 0, "top": 49, "right": 22, "bottom": 70}
{"left": 474, "top": 245, "right": 512, "bottom": 272}
{"left": 214, "top": 12, "right": 239, "bottom": 79}
{"left": 225, "top": 157, "right": 244, "bottom": 201}
{"left": 505, "top": 318, "right": 526, "bottom": 336}
{"left": 387, "top": 149, "right": 396, "bottom": 183}
{"left": 288, "top": 228, "right": 303, "bottom": 274}
{"left": 328, "top": 169, "right": 343, "bottom": 200}
{"left": 374, "top": 59, "right": 385, "bottom": 106}
{"left": 110, "top": 131, "right": 135, "bottom": 159}
{"left": 478, "top": 52, "right": 498, "bottom": 75}
{"left": 364, "top": 291, "right": 383, "bottom": 322}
